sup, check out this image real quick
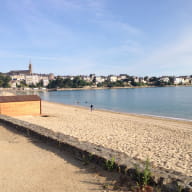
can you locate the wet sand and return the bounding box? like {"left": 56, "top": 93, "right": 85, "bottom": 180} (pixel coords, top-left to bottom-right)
{"left": 16, "top": 101, "right": 192, "bottom": 176}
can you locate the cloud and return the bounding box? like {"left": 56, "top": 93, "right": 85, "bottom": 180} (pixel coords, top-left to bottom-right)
{"left": 3, "top": 0, "right": 77, "bottom": 49}
{"left": 126, "top": 28, "right": 192, "bottom": 76}
{"left": 46, "top": 0, "right": 84, "bottom": 10}
{"left": 105, "top": 40, "right": 143, "bottom": 55}
{"left": 90, "top": 18, "right": 141, "bottom": 37}
{"left": 45, "top": 0, "right": 141, "bottom": 36}
{"left": 117, "top": 22, "right": 141, "bottom": 35}
{"left": 45, "top": 0, "right": 105, "bottom": 14}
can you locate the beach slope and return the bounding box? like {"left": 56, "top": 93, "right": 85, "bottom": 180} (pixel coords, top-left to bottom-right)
{"left": 16, "top": 101, "right": 192, "bottom": 176}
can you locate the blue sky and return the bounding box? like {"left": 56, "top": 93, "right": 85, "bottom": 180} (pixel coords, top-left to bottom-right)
{"left": 0, "top": 0, "right": 192, "bottom": 76}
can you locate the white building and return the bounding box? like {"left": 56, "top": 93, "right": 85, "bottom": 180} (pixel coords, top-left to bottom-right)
{"left": 182, "top": 76, "right": 191, "bottom": 84}
{"left": 42, "top": 79, "right": 49, "bottom": 87}
{"left": 25, "top": 75, "right": 40, "bottom": 85}
{"left": 10, "top": 80, "right": 17, "bottom": 88}
{"left": 139, "top": 77, "right": 147, "bottom": 84}
{"left": 160, "top": 77, "right": 170, "bottom": 83}
{"left": 133, "top": 76, "right": 139, "bottom": 83}
{"left": 10, "top": 74, "right": 25, "bottom": 81}
{"left": 174, "top": 77, "right": 185, "bottom": 85}
{"left": 108, "top": 75, "right": 117, "bottom": 82}
{"left": 95, "top": 76, "right": 106, "bottom": 84}
{"left": 82, "top": 76, "right": 91, "bottom": 82}
{"left": 118, "top": 74, "right": 127, "bottom": 81}
{"left": 48, "top": 73, "right": 54, "bottom": 80}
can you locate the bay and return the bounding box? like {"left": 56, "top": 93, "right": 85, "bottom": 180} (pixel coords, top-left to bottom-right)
{"left": 37, "top": 86, "right": 192, "bottom": 121}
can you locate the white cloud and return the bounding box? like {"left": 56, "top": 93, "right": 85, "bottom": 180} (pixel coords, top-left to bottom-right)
{"left": 105, "top": 40, "right": 143, "bottom": 55}
{"left": 126, "top": 28, "right": 192, "bottom": 76}
{"left": 90, "top": 18, "right": 141, "bottom": 36}
{"left": 45, "top": 0, "right": 105, "bottom": 13}
{"left": 118, "top": 22, "right": 141, "bottom": 35}
{"left": 46, "top": 0, "right": 83, "bottom": 10}
{"left": 4, "top": 0, "right": 77, "bottom": 48}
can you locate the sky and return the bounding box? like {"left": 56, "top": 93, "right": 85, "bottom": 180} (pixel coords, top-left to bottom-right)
{"left": 0, "top": 0, "right": 192, "bottom": 76}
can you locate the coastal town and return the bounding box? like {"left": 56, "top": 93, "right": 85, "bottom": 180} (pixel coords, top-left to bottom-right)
{"left": 0, "top": 62, "right": 192, "bottom": 89}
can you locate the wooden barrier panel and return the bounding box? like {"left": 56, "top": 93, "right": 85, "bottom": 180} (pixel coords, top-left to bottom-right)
{"left": 0, "top": 101, "right": 41, "bottom": 116}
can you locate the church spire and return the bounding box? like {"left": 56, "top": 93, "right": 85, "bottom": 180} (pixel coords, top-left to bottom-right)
{"left": 29, "top": 59, "right": 32, "bottom": 75}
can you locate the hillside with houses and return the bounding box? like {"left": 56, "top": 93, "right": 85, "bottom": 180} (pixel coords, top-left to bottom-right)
{"left": 0, "top": 64, "right": 192, "bottom": 89}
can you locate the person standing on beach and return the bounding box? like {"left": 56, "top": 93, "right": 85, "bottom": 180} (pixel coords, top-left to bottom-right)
{"left": 90, "top": 104, "right": 93, "bottom": 112}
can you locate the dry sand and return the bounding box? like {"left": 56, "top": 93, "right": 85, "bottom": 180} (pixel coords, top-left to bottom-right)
{"left": 0, "top": 123, "right": 119, "bottom": 192}
{"left": 16, "top": 101, "right": 192, "bottom": 176}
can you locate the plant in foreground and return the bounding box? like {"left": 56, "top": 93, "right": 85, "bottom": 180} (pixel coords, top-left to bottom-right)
{"left": 143, "top": 158, "right": 151, "bottom": 186}
{"left": 82, "top": 153, "right": 94, "bottom": 165}
{"left": 176, "top": 183, "right": 185, "bottom": 192}
{"left": 105, "top": 157, "right": 116, "bottom": 171}
{"left": 135, "top": 158, "right": 152, "bottom": 188}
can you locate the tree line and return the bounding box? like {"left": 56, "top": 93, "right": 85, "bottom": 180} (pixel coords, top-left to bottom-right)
{"left": 0, "top": 74, "right": 11, "bottom": 88}
{"left": 47, "top": 76, "right": 92, "bottom": 88}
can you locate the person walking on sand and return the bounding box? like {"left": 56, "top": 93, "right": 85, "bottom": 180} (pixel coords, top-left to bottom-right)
{"left": 90, "top": 104, "right": 93, "bottom": 112}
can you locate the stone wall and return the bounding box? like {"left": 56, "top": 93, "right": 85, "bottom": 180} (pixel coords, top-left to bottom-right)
{"left": 0, "top": 115, "right": 191, "bottom": 192}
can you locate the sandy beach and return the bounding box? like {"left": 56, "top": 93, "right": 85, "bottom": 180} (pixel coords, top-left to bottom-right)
{"left": 0, "top": 123, "right": 119, "bottom": 192}
{"left": 16, "top": 101, "right": 192, "bottom": 177}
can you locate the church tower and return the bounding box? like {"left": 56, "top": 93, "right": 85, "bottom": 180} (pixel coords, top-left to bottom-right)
{"left": 29, "top": 59, "right": 32, "bottom": 75}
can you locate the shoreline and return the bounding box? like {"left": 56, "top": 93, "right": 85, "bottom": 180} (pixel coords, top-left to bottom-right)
{"left": 97, "top": 107, "right": 192, "bottom": 123}
{"left": 47, "top": 86, "right": 154, "bottom": 91}
{"left": 44, "top": 100, "right": 192, "bottom": 124}
{"left": 1, "top": 84, "right": 192, "bottom": 93}
{"left": 48, "top": 84, "right": 192, "bottom": 91}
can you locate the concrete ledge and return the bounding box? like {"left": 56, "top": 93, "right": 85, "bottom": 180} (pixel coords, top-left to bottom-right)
{"left": 0, "top": 115, "right": 191, "bottom": 192}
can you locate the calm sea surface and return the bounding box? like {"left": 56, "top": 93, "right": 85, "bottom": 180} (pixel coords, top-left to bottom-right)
{"left": 35, "top": 86, "right": 192, "bottom": 121}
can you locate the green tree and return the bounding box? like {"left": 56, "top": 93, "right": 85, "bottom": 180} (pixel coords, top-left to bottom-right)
{"left": 0, "top": 74, "right": 11, "bottom": 88}
{"left": 47, "top": 76, "right": 90, "bottom": 89}
{"left": 55, "top": 77, "right": 64, "bottom": 88}
{"left": 63, "top": 78, "right": 73, "bottom": 88}
{"left": 36, "top": 80, "right": 44, "bottom": 87}
{"left": 29, "top": 83, "right": 36, "bottom": 88}
{"left": 144, "top": 76, "right": 149, "bottom": 81}
{"left": 169, "top": 76, "right": 175, "bottom": 85}
{"left": 18, "top": 80, "right": 27, "bottom": 88}
{"left": 92, "top": 76, "right": 96, "bottom": 85}
{"left": 149, "top": 77, "right": 158, "bottom": 82}
{"left": 0, "top": 80, "right": 3, "bottom": 87}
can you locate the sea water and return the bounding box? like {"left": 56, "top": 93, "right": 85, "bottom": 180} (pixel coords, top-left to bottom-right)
{"left": 37, "top": 86, "right": 192, "bottom": 121}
